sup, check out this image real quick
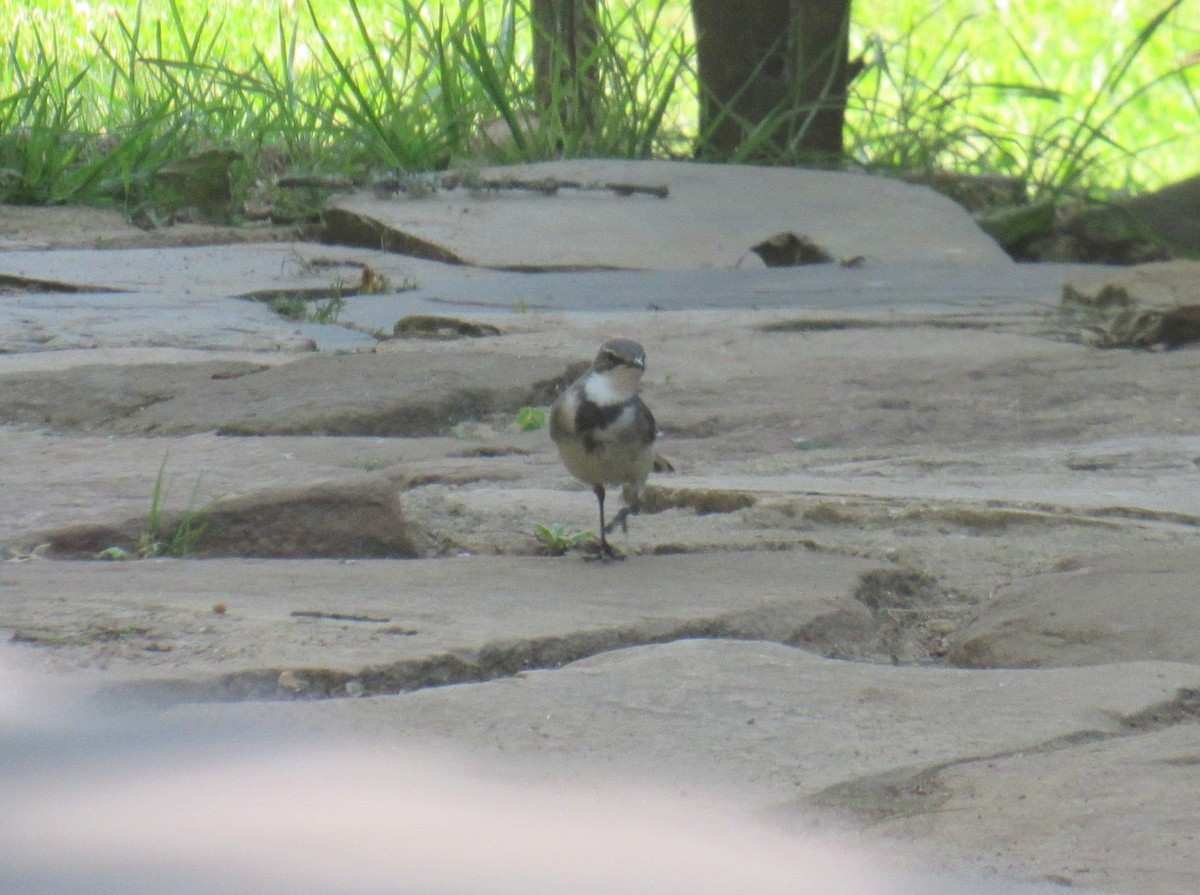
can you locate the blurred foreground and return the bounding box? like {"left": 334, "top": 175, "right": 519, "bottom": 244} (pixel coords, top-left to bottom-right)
{"left": 1, "top": 647, "right": 1101, "bottom": 895}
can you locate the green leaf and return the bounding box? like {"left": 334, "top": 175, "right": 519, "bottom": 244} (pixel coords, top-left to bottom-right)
{"left": 516, "top": 406, "right": 547, "bottom": 432}
{"left": 534, "top": 522, "right": 596, "bottom": 555}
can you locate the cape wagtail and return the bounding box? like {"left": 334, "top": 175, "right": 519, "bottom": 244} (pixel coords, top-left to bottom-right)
{"left": 550, "top": 339, "right": 657, "bottom": 559}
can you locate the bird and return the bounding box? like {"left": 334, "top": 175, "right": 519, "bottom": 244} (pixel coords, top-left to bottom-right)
{"left": 550, "top": 339, "right": 657, "bottom": 559}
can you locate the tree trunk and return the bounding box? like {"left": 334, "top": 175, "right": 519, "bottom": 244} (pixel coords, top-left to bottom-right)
{"left": 692, "top": 0, "right": 856, "bottom": 162}
{"left": 532, "top": 0, "right": 600, "bottom": 132}
{"left": 791, "top": 0, "right": 856, "bottom": 159}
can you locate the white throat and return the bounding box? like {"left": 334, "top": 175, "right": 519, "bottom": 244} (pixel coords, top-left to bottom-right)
{"left": 584, "top": 368, "right": 639, "bottom": 405}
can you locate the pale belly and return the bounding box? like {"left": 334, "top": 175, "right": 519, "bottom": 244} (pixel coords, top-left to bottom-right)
{"left": 556, "top": 435, "right": 655, "bottom": 488}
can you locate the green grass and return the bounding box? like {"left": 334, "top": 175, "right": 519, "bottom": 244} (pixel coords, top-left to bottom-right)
{"left": 1, "top": 0, "right": 1195, "bottom": 211}
{"left": 848, "top": 0, "right": 1199, "bottom": 196}
{"left": 271, "top": 291, "right": 345, "bottom": 323}
{"left": 136, "top": 451, "right": 215, "bottom": 558}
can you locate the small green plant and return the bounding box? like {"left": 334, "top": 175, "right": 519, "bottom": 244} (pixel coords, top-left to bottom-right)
{"left": 534, "top": 522, "right": 597, "bottom": 556}
{"left": 139, "top": 451, "right": 215, "bottom": 558}
{"left": 309, "top": 291, "right": 345, "bottom": 324}
{"left": 269, "top": 287, "right": 345, "bottom": 323}
{"left": 515, "top": 406, "right": 547, "bottom": 431}
{"left": 271, "top": 295, "right": 308, "bottom": 320}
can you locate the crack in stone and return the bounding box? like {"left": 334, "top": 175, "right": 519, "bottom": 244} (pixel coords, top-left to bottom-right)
{"left": 809, "top": 687, "right": 1200, "bottom": 823}
{"left": 103, "top": 606, "right": 816, "bottom": 706}
{"left": 0, "top": 273, "right": 127, "bottom": 294}
{"left": 1119, "top": 686, "right": 1200, "bottom": 730}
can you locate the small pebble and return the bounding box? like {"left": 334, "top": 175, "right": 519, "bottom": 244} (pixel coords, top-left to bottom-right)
{"left": 277, "top": 670, "right": 306, "bottom": 692}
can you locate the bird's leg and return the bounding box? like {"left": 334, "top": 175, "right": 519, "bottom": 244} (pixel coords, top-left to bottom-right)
{"left": 590, "top": 484, "right": 622, "bottom": 561}
{"left": 604, "top": 485, "right": 641, "bottom": 534}
{"left": 604, "top": 506, "right": 633, "bottom": 534}
{"left": 594, "top": 484, "right": 608, "bottom": 546}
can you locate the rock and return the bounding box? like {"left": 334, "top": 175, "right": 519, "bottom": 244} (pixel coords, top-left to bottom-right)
{"left": 1061, "top": 259, "right": 1200, "bottom": 348}
{"left": 854, "top": 724, "right": 1200, "bottom": 895}
{"left": 948, "top": 547, "right": 1200, "bottom": 668}
{"left": 902, "top": 170, "right": 1028, "bottom": 212}
{"left": 323, "top": 159, "right": 1010, "bottom": 269}
{"left": 29, "top": 476, "right": 418, "bottom": 560}
{"left": 1063, "top": 259, "right": 1200, "bottom": 312}
{"left": 1122, "top": 172, "right": 1200, "bottom": 255}
{"left": 975, "top": 200, "right": 1056, "bottom": 253}
{"left": 1039, "top": 202, "right": 1173, "bottom": 264}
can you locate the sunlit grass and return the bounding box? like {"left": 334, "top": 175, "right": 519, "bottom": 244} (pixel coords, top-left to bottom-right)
{"left": 848, "top": 0, "right": 1199, "bottom": 194}
{"left": 0, "top": 0, "right": 1195, "bottom": 210}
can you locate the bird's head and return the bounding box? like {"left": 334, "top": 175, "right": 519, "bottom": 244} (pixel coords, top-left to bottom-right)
{"left": 586, "top": 339, "right": 647, "bottom": 403}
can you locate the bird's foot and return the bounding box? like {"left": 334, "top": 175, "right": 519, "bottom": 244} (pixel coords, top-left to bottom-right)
{"left": 583, "top": 538, "right": 625, "bottom": 562}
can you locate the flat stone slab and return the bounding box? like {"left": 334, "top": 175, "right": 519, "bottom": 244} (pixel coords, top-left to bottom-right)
{"left": 0, "top": 240, "right": 1115, "bottom": 357}
{"left": 326, "top": 159, "right": 1012, "bottom": 268}
{"left": 179, "top": 639, "right": 1199, "bottom": 805}
{"left": 0, "top": 552, "right": 878, "bottom": 692}
{"left": 4, "top": 551, "right": 1199, "bottom": 891}
{"left": 1065, "top": 259, "right": 1200, "bottom": 310}
{"left": 0, "top": 287, "right": 325, "bottom": 353}
{"left": 6, "top": 316, "right": 1198, "bottom": 561}
{"left": 0, "top": 346, "right": 568, "bottom": 436}
{"left": 861, "top": 723, "right": 1200, "bottom": 895}
{"left": 662, "top": 435, "right": 1200, "bottom": 520}
{"left": 0, "top": 243, "right": 387, "bottom": 354}
{"left": 950, "top": 546, "right": 1200, "bottom": 667}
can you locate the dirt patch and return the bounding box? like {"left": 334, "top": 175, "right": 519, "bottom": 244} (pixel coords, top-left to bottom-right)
{"left": 642, "top": 485, "right": 758, "bottom": 515}
{"left": 788, "top": 567, "right": 969, "bottom": 665}
{"left": 390, "top": 315, "right": 502, "bottom": 340}
{"left": 11, "top": 623, "right": 158, "bottom": 648}
{"left": 853, "top": 567, "right": 940, "bottom": 612}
